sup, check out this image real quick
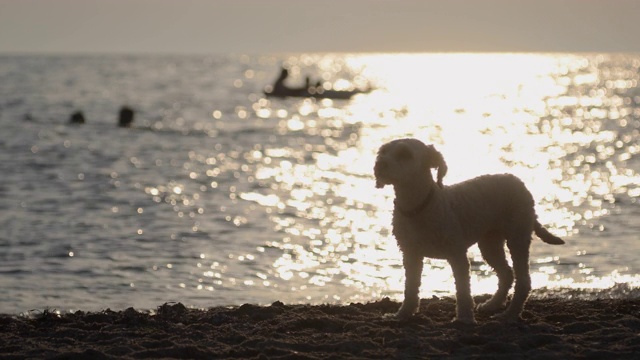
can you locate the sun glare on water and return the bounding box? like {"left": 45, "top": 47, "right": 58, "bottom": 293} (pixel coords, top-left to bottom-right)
{"left": 4, "top": 53, "right": 640, "bottom": 313}
{"left": 236, "top": 53, "right": 640, "bottom": 302}
{"left": 137, "top": 53, "right": 640, "bottom": 305}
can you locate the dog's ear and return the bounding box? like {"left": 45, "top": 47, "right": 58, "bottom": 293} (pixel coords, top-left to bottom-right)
{"left": 424, "top": 145, "right": 447, "bottom": 188}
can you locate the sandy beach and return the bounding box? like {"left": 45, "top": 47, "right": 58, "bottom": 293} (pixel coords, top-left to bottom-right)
{"left": 1, "top": 295, "right": 638, "bottom": 359}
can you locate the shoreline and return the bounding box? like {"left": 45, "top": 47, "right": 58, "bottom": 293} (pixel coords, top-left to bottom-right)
{"left": 2, "top": 295, "right": 639, "bottom": 359}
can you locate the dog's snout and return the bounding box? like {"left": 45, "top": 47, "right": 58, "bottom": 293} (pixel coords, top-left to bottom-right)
{"left": 374, "top": 159, "right": 388, "bottom": 173}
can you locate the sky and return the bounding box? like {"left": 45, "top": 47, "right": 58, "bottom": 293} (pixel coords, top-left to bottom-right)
{"left": 1, "top": 0, "right": 639, "bottom": 54}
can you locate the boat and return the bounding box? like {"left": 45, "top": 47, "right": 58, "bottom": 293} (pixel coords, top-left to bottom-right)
{"left": 264, "top": 86, "right": 368, "bottom": 100}
{"left": 264, "top": 67, "right": 370, "bottom": 100}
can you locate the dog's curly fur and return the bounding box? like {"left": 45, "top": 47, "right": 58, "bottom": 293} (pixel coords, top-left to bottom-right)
{"left": 374, "top": 138, "right": 564, "bottom": 323}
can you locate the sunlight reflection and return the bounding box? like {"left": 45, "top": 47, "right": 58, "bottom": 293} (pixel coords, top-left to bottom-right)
{"left": 250, "top": 54, "right": 639, "bottom": 301}
{"left": 164, "top": 54, "right": 640, "bottom": 304}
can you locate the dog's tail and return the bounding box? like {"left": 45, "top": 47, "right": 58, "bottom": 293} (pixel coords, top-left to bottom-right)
{"left": 534, "top": 220, "right": 565, "bottom": 245}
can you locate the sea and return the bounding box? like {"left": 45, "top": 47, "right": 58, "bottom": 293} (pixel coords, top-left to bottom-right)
{"left": 0, "top": 53, "right": 638, "bottom": 314}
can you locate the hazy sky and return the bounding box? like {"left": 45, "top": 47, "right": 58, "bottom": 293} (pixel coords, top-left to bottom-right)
{"left": 1, "top": 0, "right": 639, "bottom": 54}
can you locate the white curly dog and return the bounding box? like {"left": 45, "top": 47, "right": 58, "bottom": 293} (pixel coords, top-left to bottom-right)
{"left": 374, "top": 138, "right": 565, "bottom": 323}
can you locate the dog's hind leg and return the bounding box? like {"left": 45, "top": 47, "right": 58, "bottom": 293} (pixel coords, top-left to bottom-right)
{"left": 497, "top": 235, "right": 532, "bottom": 322}
{"left": 395, "top": 253, "right": 423, "bottom": 319}
{"left": 476, "top": 234, "right": 514, "bottom": 313}
{"left": 449, "top": 252, "right": 476, "bottom": 324}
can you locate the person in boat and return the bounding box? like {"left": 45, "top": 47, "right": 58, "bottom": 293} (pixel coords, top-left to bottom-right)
{"left": 272, "top": 67, "right": 290, "bottom": 94}
{"left": 267, "top": 66, "right": 368, "bottom": 99}
{"left": 269, "top": 67, "right": 312, "bottom": 97}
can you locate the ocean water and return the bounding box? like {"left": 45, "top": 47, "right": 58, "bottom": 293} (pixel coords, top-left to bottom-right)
{"left": 0, "top": 53, "right": 638, "bottom": 314}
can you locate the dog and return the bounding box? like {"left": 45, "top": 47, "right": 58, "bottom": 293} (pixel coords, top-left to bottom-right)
{"left": 374, "top": 138, "right": 565, "bottom": 323}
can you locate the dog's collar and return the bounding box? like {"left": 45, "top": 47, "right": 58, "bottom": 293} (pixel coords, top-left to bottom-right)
{"left": 394, "top": 188, "right": 434, "bottom": 217}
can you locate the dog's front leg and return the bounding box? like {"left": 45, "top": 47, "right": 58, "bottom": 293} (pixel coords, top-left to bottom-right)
{"left": 395, "top": 253, "right": 423, "bottom": 319}
{"left": 449, "top": 253, "right": 477, "bottom": 324}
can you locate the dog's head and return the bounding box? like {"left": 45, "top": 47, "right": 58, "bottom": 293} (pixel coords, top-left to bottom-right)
{"left": 374, "top": 138, "right": 447, "bottom": 189}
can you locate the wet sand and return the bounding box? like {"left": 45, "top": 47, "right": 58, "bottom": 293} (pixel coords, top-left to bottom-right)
{"left": 1, "top": 295, "right": 639, "bottom": 359}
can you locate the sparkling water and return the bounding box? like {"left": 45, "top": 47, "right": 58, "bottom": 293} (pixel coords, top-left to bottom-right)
{"left": 0, "top": 53, "right": 638, "bottom": 314}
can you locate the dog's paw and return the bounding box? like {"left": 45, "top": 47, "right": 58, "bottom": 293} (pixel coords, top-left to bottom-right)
{"left": 476, "top": 300, "right": 505, "bottom": 314}
{"left": 492, "top": 311, "right": 521, "bottom": 323}
{"left": 390, "top": 301, "right": 419, "bottom": 320}
{"left": 383, "top": 312, "right": 408, "bottom": 320}
{"left": 391, "top": 310, "right": 414, "bottom": 320}
{"left": 452, "top": 316, "right": 477, "bottom": 325}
